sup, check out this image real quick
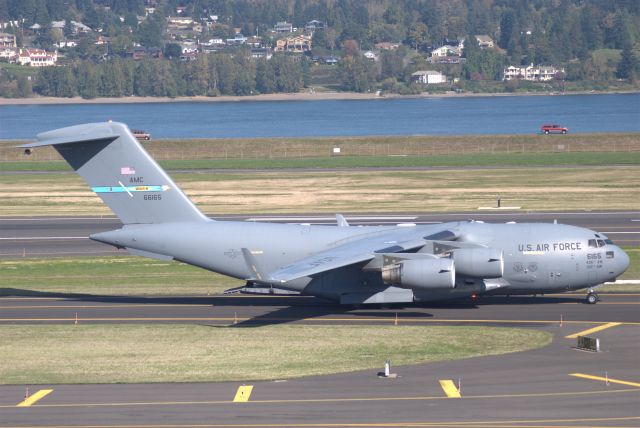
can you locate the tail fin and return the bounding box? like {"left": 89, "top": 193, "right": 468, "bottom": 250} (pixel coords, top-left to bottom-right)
{"left": 20, "top": 122, "right": 208, "bottom": 224}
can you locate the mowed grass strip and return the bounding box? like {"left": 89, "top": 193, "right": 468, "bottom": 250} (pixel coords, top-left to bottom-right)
{"left": 1, "top": 152, "right": 640, "bottom": 172}
{"left": 0, "top": 324, "right": 551, "bottom": 384}
{"left": 0, "top": 256, "right": 241, "bottom": 296}
{"left": 1, "top": 165, "right": 639, "bottom": 215}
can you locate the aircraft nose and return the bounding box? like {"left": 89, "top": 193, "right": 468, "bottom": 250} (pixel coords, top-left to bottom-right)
{"left": 616, "top": 247, "right": 630, "bottom": 276}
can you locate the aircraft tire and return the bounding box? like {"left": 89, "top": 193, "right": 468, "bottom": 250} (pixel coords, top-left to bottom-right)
{"left": 586, "top": 293, "right": 598, "bottom": 304}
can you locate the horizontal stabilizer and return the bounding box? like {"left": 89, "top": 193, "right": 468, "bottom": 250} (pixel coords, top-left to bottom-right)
{"left": 19, "top": 124, "right": 118, "bottom": 149}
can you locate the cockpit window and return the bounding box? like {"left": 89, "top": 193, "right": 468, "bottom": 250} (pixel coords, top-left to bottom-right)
{"left": 597, "top": 239, "right": 605, "bottom": 247}
{"left": 589, "top": 239, "right": 606, "bottom": 248}
{"left": 604, "top": 239, "right": 614, "bottom": 245}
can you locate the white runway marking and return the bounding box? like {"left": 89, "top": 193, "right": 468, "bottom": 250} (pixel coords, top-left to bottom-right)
{"left": 245, "top": 216, "right": 418, "bottom": 222}
{"left": 0, "top": 236, "right": 88, "bottom": 240}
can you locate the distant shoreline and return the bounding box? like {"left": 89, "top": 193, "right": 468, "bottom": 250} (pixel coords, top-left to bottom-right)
{"left": 2, "top": 89, "right": 638, "bottom": 105}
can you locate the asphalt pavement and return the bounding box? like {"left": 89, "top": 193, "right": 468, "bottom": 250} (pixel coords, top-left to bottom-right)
{"left": 0, "top": 211, "right": 639, "bottom": 426}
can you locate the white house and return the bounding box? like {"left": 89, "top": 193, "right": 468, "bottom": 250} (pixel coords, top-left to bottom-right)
{"left": 474, "top": 35, "right": 494, "bottom": 49}
{"left": 363, "top": 50, "right": 378, "bottom": 61}
{"left": 411, "top": 70, "right": 447, "bottom": 85}
{"left": 226, "top": 33, "right": 247, "bottom": 45}
{"left": 0, "top": 32, "right": 16, "bottom": 47}
{"left": 17, "top": 48, "right": 57, "bottom": 67}
{"left": 431, "top": 45, "right": 461, "bottom": 58}
{"left": 503, "top": 64, "right": 563, "bottom": 81}
{"left": 274, "top": 21, "right": 293, "bottom": 33}
{"left": 0, "top": 47, "right": 17, "bottom": 61}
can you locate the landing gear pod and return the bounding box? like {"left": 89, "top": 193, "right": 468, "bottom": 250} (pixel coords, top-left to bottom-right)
{"left": 382, "top": 258, "right": 455, "bottom": 290}
{"left": 452, "top": 248, "right": 504, "bottom": 278}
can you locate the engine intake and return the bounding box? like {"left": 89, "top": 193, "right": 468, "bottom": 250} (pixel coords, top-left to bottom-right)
{"left": 381, "top": 258, "right": 455, "bottom": 290}
{"left": 452, "top": 247, "right": 503, "bottom": 278}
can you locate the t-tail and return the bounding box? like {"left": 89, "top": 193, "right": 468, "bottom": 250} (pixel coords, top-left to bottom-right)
{"left": 20, "top": 122, "right": 208, "bottom": 224}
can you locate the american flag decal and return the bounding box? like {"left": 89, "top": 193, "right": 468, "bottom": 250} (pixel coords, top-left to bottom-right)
{"left": 120, "top": 167, "right": 136, "bottom": 175}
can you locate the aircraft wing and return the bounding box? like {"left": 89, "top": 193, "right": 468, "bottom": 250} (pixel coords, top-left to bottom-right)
{"left": 267, "top": 232, "right": 442, "bottom": 284}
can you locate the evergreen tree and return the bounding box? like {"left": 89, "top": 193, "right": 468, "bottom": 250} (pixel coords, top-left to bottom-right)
{"left": 255, "top": 58, "right": 276, "bottom": 93}
{"left": 337, "top": 55, "right": 375, "bottom": 92}
{"left": 616, "top": 45, "right": 637, "bottom": 81}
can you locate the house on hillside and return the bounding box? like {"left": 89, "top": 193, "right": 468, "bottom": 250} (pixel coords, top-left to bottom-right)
{"left": 251, "top": 47, "right": 272, "bottom": 60}
{"left": 226, "top": 33, "right": 247, "bottom": 46}
{"left": 474, "top": 35, "right": 494, "bottom": 49}
{"left": 167, "top": 16, "right": 194, "bottom": 29}
{"left": 305, "top": 20, "right": 325, "bottom": 33}
{"left": 0, "top": 47, "right": 17, "bottom": 61}
{"left": 411, "top": 70, "right": 447, "bottom": 85}
{"left": 0, "top": 32, "right": 16, "bottom": 47}
{"left": 375, "top": 42, "right": 399, "bottom": 50}
{"left": 363, "top": 50, "right": 378, "bottom": 61}
{"left": 274, "top": 21, "right": 293, "bottom": 33}
{"left": 17, "top": 48, "right": 58, "bottom": 66}
{"left": 503, "top": 64, "right": 563, "bottom": 81}
{"left": 274, "top": 35, "right": 311, "bottom": 53}
{"left": 126, "top": 46, "right": 148, "bottom": 61}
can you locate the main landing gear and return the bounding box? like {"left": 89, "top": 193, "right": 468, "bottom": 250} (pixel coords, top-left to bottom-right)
{"left": 586, "top": 290, "right": 599, "bottom": 304}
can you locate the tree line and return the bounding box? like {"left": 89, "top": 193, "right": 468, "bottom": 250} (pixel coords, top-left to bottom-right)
{"left": 33, "top": 54, "right": 306, "bottom": 98}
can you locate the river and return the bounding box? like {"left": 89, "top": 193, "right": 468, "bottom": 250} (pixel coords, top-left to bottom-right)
{"left": 0, "top": 93, "right": 638, "bottom": 139}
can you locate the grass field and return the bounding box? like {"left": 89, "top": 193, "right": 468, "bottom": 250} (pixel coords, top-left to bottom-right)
{"left": 0, "top": 324, "right": 551, "bottom": 384}
{"left": 2, "top": 152, "right": 640, "bottom": 172}
{"left": 0, "top": 256, "right": 240, "bottom": 296}
{"left": 1, "top": 165, "right": 640, "bottom": 215}
{"left": 2, "top": 248, "right": 637, "bottom": 297}
{"left": 2, "top": 132, "right": 639, "bottom": 164}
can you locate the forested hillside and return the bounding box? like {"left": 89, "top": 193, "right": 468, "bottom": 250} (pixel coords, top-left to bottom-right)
{"left": 0, "top": 0, "right": 638, "bottom": 98}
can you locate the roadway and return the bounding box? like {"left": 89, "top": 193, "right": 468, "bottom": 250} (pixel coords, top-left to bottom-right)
{"left": 0, "top": 293, "right": 639, "bottom": 427}
{"left": 1, "top": 210, "right": 639, "bottom": 258}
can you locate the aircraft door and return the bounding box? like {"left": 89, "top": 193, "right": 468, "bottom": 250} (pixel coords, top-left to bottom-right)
{"left": 549, "top": 255, "right": 571, "bottom": 289}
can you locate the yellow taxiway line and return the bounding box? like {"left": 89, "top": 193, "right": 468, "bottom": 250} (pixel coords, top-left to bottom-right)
{"left": 565, "top": 322, "right": 622, "bottom": 339}
{"left": 16, "top": 389, "right": 53, "bottom": 407}
{"left": 0, "top": 416, "right": 638, "bottom": 427}
{"left": 232, "top": 385, "right": 253, "bottom": 403}
{"left": 570, "top": 373, "right": 640, "bottom": 388}
{"left": 0, "top": 317, "right": 638, "bottom": 325}
{"left": 1, "top": 387, "right": 636, "bottom": 409}
{"left": 439, "top": 380, "right": 461, "bottom": 398}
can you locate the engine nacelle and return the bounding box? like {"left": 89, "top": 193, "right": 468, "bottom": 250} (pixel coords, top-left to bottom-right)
{"left": 452, "top": 247, "right": 503, "bottom": 278}
{"left": 381, "top": 258, "right": 455, "bottom": 290}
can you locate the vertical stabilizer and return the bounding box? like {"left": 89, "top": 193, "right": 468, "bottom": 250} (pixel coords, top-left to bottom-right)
{"left": 21, "top": 122, "right": 208, "bottom": 224}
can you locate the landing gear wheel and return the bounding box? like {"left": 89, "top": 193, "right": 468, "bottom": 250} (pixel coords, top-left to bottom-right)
{"left": 586, "top": 293, "right": 599, "bottom": 304}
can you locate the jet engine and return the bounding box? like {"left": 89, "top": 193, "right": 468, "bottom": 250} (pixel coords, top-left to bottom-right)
{"left": 381, "top": 258, "right": 455, "bottom": 290}
{"left": 452, "top": 247, "right": 503, "bottom": 278}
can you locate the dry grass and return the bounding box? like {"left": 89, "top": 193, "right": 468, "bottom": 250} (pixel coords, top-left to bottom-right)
{"left": 1, "top": 166, "right": 638, "bottom": 216}
{"left": 2, "top": 133, "right": 639, "bottom": 162}
{"left": 0, "top": 324, "right": 551, "bottom": 384}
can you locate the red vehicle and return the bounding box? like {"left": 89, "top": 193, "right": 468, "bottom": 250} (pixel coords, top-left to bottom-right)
{"left": 541, "top": 124, "right": 568, "bottom": 134}
{"left": 132, "top": 129, "right": 151, "bottom": 140}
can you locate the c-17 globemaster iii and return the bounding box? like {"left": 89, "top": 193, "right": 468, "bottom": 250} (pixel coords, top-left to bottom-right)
{"left": 21, "top": 122, "right": 630, "bottom": 305}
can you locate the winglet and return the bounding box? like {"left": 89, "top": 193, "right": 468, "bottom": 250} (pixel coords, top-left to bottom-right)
{"left": 241, "top": 248, "right": 274, "bottom": 284}
{"left": 336, "top": 214, "right": 350, "bottom": 227}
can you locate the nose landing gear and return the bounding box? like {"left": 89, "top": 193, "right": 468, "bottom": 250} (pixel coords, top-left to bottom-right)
{"left": 586, "top": 290, "right": 599, "bottom": 304}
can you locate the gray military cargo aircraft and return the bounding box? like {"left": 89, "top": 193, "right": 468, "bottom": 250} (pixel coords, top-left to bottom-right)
{"left": 21, "top": 122, "right": 629, "bottom": 305}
